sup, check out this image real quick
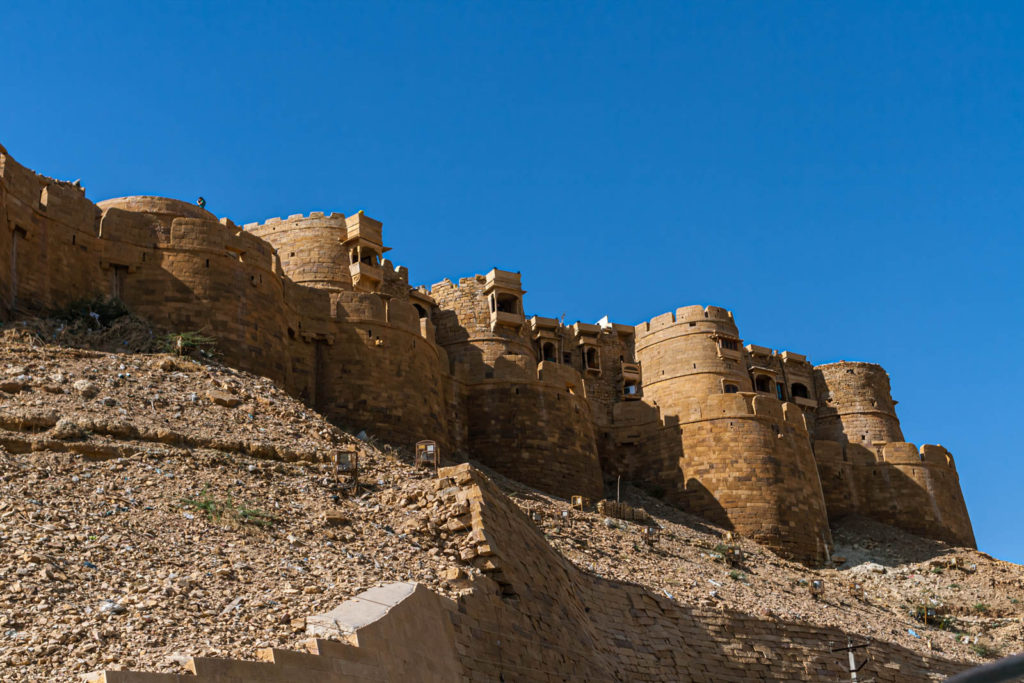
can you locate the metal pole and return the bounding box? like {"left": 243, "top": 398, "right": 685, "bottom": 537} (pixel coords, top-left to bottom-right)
{"left": 617, "top": 475, "right": 621, "bottom": 503}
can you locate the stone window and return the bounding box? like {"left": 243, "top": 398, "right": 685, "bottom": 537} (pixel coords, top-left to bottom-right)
{"left": 791, "top": 382, "right": 809, "bottom": 399}
{"left": 541, "top": 342, "right": 556, "bottom": 362}
{"left": 414, "top": 304, "right": 428, "bottom": 319}
{"left": 623, "top": 380, "right": 640, "bottom": 397}
{"left": 719, "top": 338, "right": 739, "bottom": 351}
{"left": 584, "top": 347, "right": 599, "bottom": 370}
{"left": 776, "top": 383, "right": 785, "bottom": 401}
{"left": 495, "top": 293, "right": 519, "bottom": 314}
{"left": 754, "top": 375, "right": 772, "bottom": 393}
{"left": 724, "top": 384, "right": 739, "bottom": 394}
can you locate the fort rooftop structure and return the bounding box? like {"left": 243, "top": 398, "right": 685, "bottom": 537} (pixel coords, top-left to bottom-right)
{"left": 0, "top": 143, "right": 975, "bottom": 564}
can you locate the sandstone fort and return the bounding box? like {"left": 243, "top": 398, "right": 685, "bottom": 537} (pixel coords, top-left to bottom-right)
{"left": 0, "top": 142, "right": 974, "bottom": 567}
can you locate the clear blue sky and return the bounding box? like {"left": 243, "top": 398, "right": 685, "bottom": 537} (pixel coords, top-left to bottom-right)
{"left": 2, "top": 2, "right": 1021, "bottom": 563}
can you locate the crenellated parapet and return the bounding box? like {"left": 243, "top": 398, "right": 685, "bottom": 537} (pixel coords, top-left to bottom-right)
{"left": 635, "top": 305, "right": 751, "bottom": 402}
{"left": 811, "top": 438, "right": 974, "bottom": 548}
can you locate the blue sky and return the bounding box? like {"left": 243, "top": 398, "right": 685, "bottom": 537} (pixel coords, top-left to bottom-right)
{"left": 2, "top": 1, "right": 1021, "bottom": 563}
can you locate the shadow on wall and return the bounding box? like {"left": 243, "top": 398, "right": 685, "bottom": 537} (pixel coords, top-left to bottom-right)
{"left": 683, "top": 477, "right": 733, "bottom": 531}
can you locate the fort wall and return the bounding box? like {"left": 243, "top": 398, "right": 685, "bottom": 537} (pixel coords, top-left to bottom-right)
{"left": 814, "top": 361, "right": 905, "bottom": 444}
{"left": 247, "top": 212, "right": 353, "bottom": 290}
{"left": 428, "top": 275, "right": 603, "bottom": 497}
{"left": 652, "top": 393, "right": 832, "bottom": 564}
{"left": 812, "top": 438, "right": 974, "bottom": 548}
{"left": 0, "top": 144, "right": 977, "bottom": 561}
{"left": 635, "top": 305, "right": 751, "bottom": 402}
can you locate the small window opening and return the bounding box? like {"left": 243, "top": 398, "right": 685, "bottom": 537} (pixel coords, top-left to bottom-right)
{"left": 584, "top": 347, "right": 599, "bottom": 369}
{"left": 562, "top": 352, "right": 572, "bottom": 364}
{"left": 755, "top": 375, "right": 772, "bottom": 393}
{"left": 791, "top": 383, "right": 809, "bottom": 399}
{"left": 776, "top": 384, "right": 785, "bottom": 400}
{"left": 724, "top": 384, "right": 739, "bottom": 394}
{"left": 542, "top": 342, "right": 556, "bottom": 362}
{"left": 205, "top": 259, "right": 210, "bottom": 268}
{"left": 719, "top": 338, "right": 739, "bottom": 351}
{"left": 414, "top": 304, "right": 428, "bottom": 319}
{"left": 623, "top": 381, "right": 640, "bottom": 397}
{"left": 72, "top": 234, "right": 76, "bottom": 245}
{"left": 495, "top": 293, "right": 519, "bottom": 314}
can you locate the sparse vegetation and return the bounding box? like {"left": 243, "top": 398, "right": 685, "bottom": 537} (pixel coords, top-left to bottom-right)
{"left": 930, "top": 566, "right": 944, "bottom": 575}
{"left": 181, "top": 487, "right": 278, "bottom": 529}
{"left": 973, "top": 603, "right": 990, "bottom": 614}
{"left": 728, "top": 570, "right": 746, "bottom": 582}
{"left": 970, "top": 642, "right": 1000, "bottom": 659}
{"left": 52, "top": 296, "right": 129, "bottom": 328}
{"left": 160, "top": 330, "right": 218, "bottom": 357}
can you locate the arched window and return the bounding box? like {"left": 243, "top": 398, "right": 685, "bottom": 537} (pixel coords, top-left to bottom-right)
{"left": 791, "top": 382, "right": 809, "bottom": 399}
{"left": 724, "top": 384, "right": 739, "bottom": 394}
{"left": 755, "top": 375, "right": 772, "bottom": 393}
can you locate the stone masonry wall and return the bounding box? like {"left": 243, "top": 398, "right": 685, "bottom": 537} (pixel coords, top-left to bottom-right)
{"left": 813, "top": 361, "right": 905, "bottom": 444}
{"left": 0, "top": 143, "right": 977, "bottom": 561}
{"left": 87, "top": 465, "right": 967, "bottom": 682}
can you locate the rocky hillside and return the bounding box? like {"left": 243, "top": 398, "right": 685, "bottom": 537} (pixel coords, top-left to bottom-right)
{"left": 0, "top": 316, "right": 1020, "bottom": 681}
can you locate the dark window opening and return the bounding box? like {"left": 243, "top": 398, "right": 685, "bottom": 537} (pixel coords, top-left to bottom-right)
{"left": 755, "top": 375, "right": 772, "bottom": 393}
{"left": 495, "top": 293, "right": 519, "bottom": 314}
{"left": 776, "top": 383, "right": 785, "bottom": 401}
{"left": 287, "top": 328, "right": 296, "bottom": 339}
{"left": 791, "top": 383, "right": 809, "bottom": 399}
{"left": 719, "top": 339, "right": 739, "bottom": 351}
{"left": 584, "top": 347, "right": 599, "bottom": 369}
{"left": 562, "top": 352, "right": 572, "bottom": 364}
{"left": 542, "top": 342, "right": 556, "bottom": 362}
{"left": 624, "top": 381, "right": 639, "bottom": 396}
{"left": 72, "top": 235, "right": 76, "bottom": 245}
{"left": 724, "top": 384, "right": 739, "bottom": 394}
{"left": 205, "top": 259, "right": 210, "bottom": 268}
{"left": 360, "top": 250, "right": 378, "bottom": 266}
{"left": 414, "top": 304, "right": 428, "bottom": 319}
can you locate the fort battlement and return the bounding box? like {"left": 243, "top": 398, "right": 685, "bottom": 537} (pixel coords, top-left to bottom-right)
{"left": 635, "top": 304, "right": 736, "bottom": 338}
{"left": 0, "top": 144, "right": 976, "bottom": 563}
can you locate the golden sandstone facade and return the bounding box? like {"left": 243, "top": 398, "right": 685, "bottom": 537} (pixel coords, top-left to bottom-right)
{"left": 0, "top": 144, "right": 974, "bottom": 564}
